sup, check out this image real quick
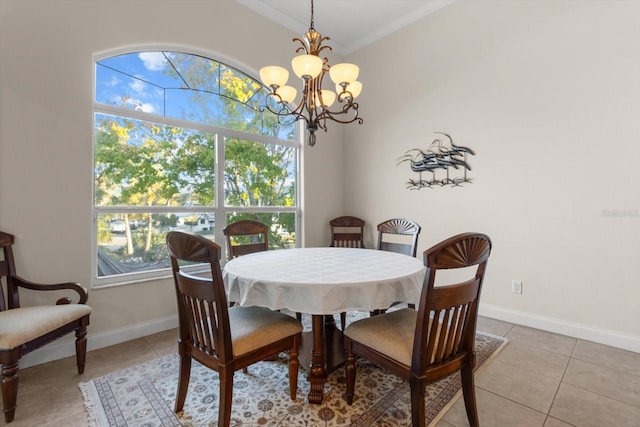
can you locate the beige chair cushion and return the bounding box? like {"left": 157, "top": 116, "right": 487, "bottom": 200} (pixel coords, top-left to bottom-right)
{"left": 0, "top": 305, "right": 92, "bottom": 350}
{"left": 229, "top": 306, "right": 302, "bottom": 356}
{"left": 344, "top": 308, "right": 417, "bottom": 366}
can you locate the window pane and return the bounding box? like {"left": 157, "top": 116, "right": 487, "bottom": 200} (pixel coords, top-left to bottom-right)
{"left": 95, "top": 113, "right": 215, "bottom": 207}
{"left": 226, "top": 212, "right": 296, "bottom": 249}
{"left": 224, "top": 138, "right": 296, "bottom": 207}
{"left": 96, "top": 51, "right": 297, "bottom": 140}
{"left": 94, "top": 51, "right": 299, "bottom": 285}
{"left": 97, "top": 212, "right": 215, "bottom": 277}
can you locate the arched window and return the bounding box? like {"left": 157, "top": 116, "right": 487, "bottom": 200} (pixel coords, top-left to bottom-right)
{"left": 93, "top": 50, "right": 299, "bottom": 287}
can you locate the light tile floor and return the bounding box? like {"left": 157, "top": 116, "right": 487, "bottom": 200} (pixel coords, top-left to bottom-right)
{"left": 4, "top": 316, "right": 640, "bottom": 426}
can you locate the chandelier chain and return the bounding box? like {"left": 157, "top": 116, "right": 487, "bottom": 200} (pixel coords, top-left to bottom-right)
{"left": 310, "top": 0, "right": 315, "bottom": 31}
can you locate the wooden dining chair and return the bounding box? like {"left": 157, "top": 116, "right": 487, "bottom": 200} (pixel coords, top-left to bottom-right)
{"left": 374, "top": 218, "right": 422, "bottom": 313}
{"left": 223, "top": 220, "right": 302, "bottom": 323}
{"left": 329, "top": 216, "right": 366, "bottom": 248}
{"left": 344, "top": 232, "right": 492, "bottom": 427}
{"left": 166, "top": 231, "right": 302, "bottom": 426}
{"left": 223, "top": 219, "right": 269, "bottom": 259}
{"left": 377, "top": 217, "right": 421, "bottom": 257}
{"left": 0, "top": 231, "right": 92, "bottom": 423}
{"left": 329, "top": 215, "right": 366, "bottom": 330}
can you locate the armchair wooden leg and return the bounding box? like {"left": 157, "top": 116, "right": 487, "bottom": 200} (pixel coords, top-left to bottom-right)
{"left": 75, "top": 325, "right": 88, "bottom": 374}
{"left": 1, "top": 361, "right": 19, "bottom": 423}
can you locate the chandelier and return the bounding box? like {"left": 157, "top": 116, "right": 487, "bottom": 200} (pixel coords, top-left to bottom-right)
{"left": 259, "top": 0, "right": 363, "bottom": 147}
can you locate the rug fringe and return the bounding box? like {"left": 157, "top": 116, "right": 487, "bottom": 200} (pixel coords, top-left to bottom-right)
{"left": 79, "top": 380, "right": 101, "bottom": 427}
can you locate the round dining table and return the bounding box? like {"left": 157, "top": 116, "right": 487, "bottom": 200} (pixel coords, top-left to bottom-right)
{"left": 222, "top": 247, "right": 426, "bottom": 404}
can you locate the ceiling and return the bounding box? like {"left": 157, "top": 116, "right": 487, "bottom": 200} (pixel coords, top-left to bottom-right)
{"left": 235, "top": 0, "right": 455, "bottom": 55}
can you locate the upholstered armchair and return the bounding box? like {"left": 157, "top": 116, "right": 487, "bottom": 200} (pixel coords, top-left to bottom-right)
{"left": 0, "top": 231, "right": 91, "bottom": 423}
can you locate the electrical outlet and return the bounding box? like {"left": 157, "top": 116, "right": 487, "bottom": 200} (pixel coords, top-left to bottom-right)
{"left": 511, "top": 280, "right": 523, "bottom": 295}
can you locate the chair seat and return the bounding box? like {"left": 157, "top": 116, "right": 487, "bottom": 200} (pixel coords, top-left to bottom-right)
{"left": 0, "top": 305, "right": 92, "bottom": 350}
{"left": 344, "top": 308, "right": 416, "bottom": 366}
{"left": 229, "top": 306, "right": 302, "bottom": 356}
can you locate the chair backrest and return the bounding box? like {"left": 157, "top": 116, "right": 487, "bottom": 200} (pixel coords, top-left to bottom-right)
{"left": 329, "top": 216, "right": 366, "bottom": 248}
{"left": 412, "top": 232, "right": 492, "bottom": 375}
{"left": 0, "top": 231, "right": 18, "bottom": 311}
{"left": 165, "top": 231, "right": 233, "bottom": 364}
{"left": 376, "top": 218, "right": 421, "bottom": 257}
{"left": 223, "top": 220, "right": 269, "bottom": 259}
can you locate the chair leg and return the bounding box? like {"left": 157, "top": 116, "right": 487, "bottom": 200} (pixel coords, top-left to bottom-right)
{"left": 344, "top": 345, "right": 356, "bottom": 405}
{"left": 461, "top": 364, "right": 479, "bottom": 427}
{"left": 75, "top": 324, "right": 88, "bottom": 374}
{"left": 174, "top": 353, "right": 191, "bottom": 413}
{"left": 409, "top": 376, "right": 426, "bottom": 427}
{"left": 1, "top": 361, "right": 19, "bottom": 423}
{"left": 218, "top": 367, "right": 234, "bottom": 427}
{"left": 288, "top": 337, "right": 300, "bottom": 400}
{"left": 340, "top": 312, "right": 347, "bottom": 330}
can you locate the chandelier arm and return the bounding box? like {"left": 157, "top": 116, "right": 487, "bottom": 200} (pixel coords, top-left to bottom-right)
{"left": 293, "top": 39, "right": 308, "bottom": 54}
{"left": 315, "top": 107, "right": 363, "bottom": 125}
{"left": 260, "top": 94, "right": 307, "bottom": 123}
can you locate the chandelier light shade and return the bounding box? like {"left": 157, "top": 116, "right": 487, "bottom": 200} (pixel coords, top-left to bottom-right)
{"left": 259, "top": 0, "right": 363, "bottom": 147}
{"left": 259, "top": 66, "right": 289, "bottom": 88}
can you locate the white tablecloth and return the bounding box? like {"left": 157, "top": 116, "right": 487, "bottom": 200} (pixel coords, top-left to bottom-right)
{"left": 223, "top": 247, "right": 426, "bottom": 315}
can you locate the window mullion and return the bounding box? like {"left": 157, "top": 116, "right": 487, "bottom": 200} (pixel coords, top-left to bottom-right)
{"left": 215, "top": 132, "right": 226, "bottom": 246}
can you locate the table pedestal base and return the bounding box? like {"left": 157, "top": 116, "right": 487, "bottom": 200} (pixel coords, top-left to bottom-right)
{"left": 298, "top": 315, "right": 346, "bottom": 404}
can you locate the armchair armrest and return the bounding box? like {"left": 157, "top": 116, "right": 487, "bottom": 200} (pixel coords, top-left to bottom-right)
{"left": 11, "top": 275, "right": 89, "bottom": 305}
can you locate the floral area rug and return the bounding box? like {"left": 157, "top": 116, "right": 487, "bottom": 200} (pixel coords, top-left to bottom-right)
{"left": 80, "top": 316, "right": 507, "bottom": 427}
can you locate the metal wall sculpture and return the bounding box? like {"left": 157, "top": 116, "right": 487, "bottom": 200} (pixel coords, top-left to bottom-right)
{"left": 397, "top": 132, "right": 475, "bottom": 189}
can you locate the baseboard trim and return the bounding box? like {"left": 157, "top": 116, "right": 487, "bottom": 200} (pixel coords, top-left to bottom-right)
{"left": 20, "top": 315, "right": 179, "bottom": 369}
{"left": 479, "top": 304, "right": 640, "bottom": 353}
{"left": 19, "top": 305, "right": 640, "bottom": 369}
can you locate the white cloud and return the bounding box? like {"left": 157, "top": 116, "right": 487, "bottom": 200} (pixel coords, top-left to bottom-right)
{"left": 117, "top": 95, "right": 156, "bottom": 114}
{"left": 106, "top": 75, "right": 120, "bottom": 87}
{"left": 137, "top": 102, "right": 155, "bottom": 113}
{"left": 138, "top": 52, "right": 166, "bottom": 71}
{"left": 129, "top": 78, "right": 146, "bottom": 95}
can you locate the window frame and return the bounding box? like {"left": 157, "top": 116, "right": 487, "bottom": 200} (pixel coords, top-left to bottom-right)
{"left": 92, "top": 46, "right": 302, "bottom": 289}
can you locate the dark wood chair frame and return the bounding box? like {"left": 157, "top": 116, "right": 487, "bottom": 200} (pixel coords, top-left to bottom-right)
{"left": 329, "top": 216, "right": 366, "bottom": 248}
{"left": 375, "top": 218, "right": 422, "bottom": 312}
{"left": 166, "top": 231, "right": 302, "bottom": 426}
{"left": 223, "top": 219, "right": 269, "bottom": 259}
{"left": 0, "top": 231, "right": 90, "bottom": 423}
{"left": 329, "top": 215, "right": 367, "bottom": 330}
{"left": 344, "top": 232, "right": 492, "bottom": 427}
{"left": 376, "top": 217, "right": 421, "bottom": 257}
{"left": 223, "top": 220, "right": 302, "bottom": 324}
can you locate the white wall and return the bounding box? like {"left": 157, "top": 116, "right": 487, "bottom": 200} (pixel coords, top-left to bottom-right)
{"left": 0, "top": 0, "right": 344, "bottom": 365}
{"left": 344, "top": 0, "right": 640, "bottom": 350}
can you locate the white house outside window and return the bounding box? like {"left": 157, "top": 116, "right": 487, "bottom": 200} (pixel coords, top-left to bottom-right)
{"left": 93, "top": 49, "right": 299, "bottom": 287}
